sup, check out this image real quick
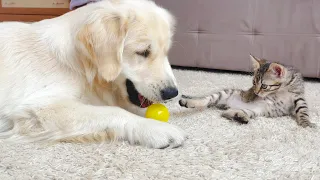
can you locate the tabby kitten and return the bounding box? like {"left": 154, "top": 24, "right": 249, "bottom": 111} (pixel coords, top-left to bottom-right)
{"left": 179, "top": 55, "right": 315, "bottom": 128}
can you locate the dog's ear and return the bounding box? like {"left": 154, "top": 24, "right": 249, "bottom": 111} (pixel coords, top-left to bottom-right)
{"left": 77, "top": 13, "right": 128, "bottom": 82}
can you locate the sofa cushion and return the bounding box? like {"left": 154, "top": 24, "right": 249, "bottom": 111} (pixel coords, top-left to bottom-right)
{"left": 155, "top": 0, "right": 320, "bottom": 78}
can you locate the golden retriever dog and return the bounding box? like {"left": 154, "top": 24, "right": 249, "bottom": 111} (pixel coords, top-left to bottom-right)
{"left": 0, "top": 0, "right": 187, "bottom": 148}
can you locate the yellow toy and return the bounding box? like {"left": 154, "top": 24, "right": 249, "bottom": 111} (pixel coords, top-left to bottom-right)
{"left": 145, "top": 103, "right": 170, "bottom": 122}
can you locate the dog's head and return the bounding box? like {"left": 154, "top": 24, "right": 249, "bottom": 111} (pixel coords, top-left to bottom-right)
{"left": 77, "top": 0, "right": 178, "bottom": 108}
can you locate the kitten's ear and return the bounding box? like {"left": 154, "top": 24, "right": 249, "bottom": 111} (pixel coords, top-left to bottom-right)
{"left": 269, "top": 63, "right": 285, "bottom": 78}
{"left": 250, "top": 54, "right": 260, "bottom": 71}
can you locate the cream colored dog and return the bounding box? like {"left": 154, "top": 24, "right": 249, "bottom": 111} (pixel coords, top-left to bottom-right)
{"left": 0, "top": 0, "right": 187, "bottom": 148}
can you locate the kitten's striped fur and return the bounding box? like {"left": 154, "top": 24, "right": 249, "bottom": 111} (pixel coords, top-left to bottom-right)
{"left": 179, "top": 55, "right": 315, "bottom": 128}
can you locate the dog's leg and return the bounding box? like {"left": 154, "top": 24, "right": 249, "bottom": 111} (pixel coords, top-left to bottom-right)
{"left": 35, "top": 100, "right": 187, "bottom": 149}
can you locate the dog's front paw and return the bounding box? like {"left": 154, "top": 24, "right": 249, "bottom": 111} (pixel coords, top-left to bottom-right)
{"left": 127, "top": 119, "right": 187, "bottom": 149}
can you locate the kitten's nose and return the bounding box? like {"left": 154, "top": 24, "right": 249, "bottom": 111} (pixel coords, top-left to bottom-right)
{"left": 254, "top": 87, "right": 260, "bottom": 95}
{"left": 161, "top": 87, "right": 179, "bottom": 100}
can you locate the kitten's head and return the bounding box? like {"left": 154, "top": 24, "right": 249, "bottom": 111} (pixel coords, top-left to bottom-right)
{"left": 250, "top": 55, "right": 288, "bottom": 97}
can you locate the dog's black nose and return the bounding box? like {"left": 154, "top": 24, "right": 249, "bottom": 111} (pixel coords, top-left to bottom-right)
{"left": 161, "top": 87, "right": 179, "bottom": 100}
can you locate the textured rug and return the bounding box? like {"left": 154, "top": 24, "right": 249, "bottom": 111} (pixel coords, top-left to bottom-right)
{"left": 1, "top": 69, "right": 320, "bottom": 180}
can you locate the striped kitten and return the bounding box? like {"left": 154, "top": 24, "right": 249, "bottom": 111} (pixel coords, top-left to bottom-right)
{"left": 179, "top": 55, "right": 315, "bottom": 128}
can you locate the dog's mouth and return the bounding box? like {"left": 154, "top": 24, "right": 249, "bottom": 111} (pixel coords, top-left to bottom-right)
{"left": 126, "top": 79, "right": 153, "bottom": 108}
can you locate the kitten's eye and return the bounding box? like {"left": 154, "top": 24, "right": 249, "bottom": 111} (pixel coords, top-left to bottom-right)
{"left": 136, "top": 49, "right": 150, "bottom": 58}
{"left": 261, "top": 84, "right": 268, "bottom": 89}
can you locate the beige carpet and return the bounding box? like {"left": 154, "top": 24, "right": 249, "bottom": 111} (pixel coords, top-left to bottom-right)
{"left": 1, "top": 69, "right": 320, "bottom": 180}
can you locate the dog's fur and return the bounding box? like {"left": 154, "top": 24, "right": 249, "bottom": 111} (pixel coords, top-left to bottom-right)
{"left": 0, "top": 0, "right": 187, "bottom": 148}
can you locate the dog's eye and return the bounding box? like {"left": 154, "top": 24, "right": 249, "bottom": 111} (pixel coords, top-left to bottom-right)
{"left": 136, "top": 49, "right": 150, "bottom": 58}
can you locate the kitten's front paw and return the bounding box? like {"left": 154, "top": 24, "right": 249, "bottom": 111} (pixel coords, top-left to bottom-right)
{"left": 299, "top": 121, "right": 316, "bottom": 128}
{"left": 216, "top": 104, "right": 230, "bottom": 110}
{"left": 179, "top": 95, "right": 198, "bottom": 108}
{"left": 179, "top": 95, "right": 190, "bottom": 108}
{"left": 222, "top": 109, "right": 249, "bottom": 124}
{"left": 309, "top": 123, "right": 317, "bottom": 128}
{"left": 179, "top": 95, "right": 209, "bottom": 108}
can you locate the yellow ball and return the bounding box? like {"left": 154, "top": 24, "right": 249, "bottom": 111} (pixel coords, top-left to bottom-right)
{"left": 145, "top": 103, "right": 170, "bottom": 122}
